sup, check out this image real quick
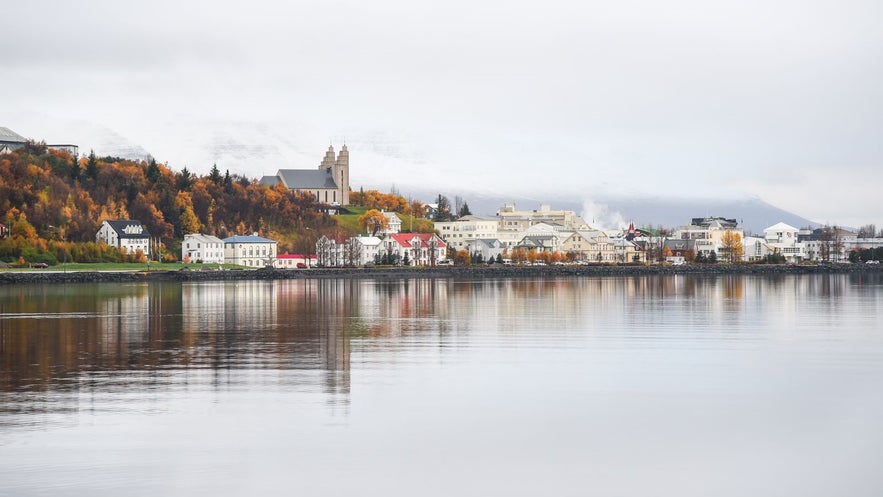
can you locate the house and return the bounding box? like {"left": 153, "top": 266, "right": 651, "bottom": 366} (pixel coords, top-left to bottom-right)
{"left": 763, "top": 222, "right": 806, "bottom": 263}
{"left": 383, "top": 233, "right": 447, "bottom": 266}
{"left": 96, "top": 220, "right": 151, "bottom": 257}
{"left": 181, "top": 234, "right": 225, "bottom": 263}
{"left": 275, "top": 253, "right": 316, "bottom": 269}
{"left": 260, "top": 144, "right": 350, "bottom": 206}
{"left": 514, "top": 234, "right": 561, "bottom": 253}
{"left": 350, "top": 236, "right": 384, "bottom": 266}
{"left": 470, "top": 239, "right": 505, "bottom": 262}
{"left": 315, "top": 235, "right": 385, "bottom": 267}
{"left": 223, "top": 233, "right": 277, "bottom": 267}
{"left": 382, "top": 211, "right": 402, "bottom": 234}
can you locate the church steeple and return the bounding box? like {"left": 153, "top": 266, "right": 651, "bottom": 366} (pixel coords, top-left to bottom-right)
{"left": 320, "top": 145, "right": 336, "bottom": 170}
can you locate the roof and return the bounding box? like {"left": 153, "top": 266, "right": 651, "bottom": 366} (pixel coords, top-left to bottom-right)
{"left": 352, "top": 236, "right": 383, "bottom": 246}
{"left": 184, "top": 233, "right": 224, "bottom": 243}
{"left": 260, "top": 175, "right": 281, "bottom": 187}
{"left": 103, "top": 219, "right": 150, "bottom": 238}
{"left": 387, "top": 233, "right": 445, "bottom": 248}
{"left": 277, "top": 169, "right": 338, "bottom": 190}
{"left": 223, "top": 234, "right": 277, "bottom": 244}
{"left": 0, "top": 127, "right": 27, "bottom": 144}
{"left": 764, "top": 222, "right": 799, "bottom": 232}
{"left": 277, "top": 253, "right": 313, "bottom": 259}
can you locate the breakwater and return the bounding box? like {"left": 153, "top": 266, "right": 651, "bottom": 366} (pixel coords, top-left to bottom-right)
{"left": 2, "top": 263, "right": 881, "bottom": 285}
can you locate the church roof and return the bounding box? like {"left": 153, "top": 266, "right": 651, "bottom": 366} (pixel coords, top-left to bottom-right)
{"left": 0, "top": 127, "right": 27, "bottom": 144}
{"left": 277, "top": 169, "right": 338, "bottom": 190}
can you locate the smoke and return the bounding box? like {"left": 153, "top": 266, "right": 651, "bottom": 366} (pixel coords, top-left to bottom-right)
{"left": 582, "top": 199, "right": 627, "bottom": 230}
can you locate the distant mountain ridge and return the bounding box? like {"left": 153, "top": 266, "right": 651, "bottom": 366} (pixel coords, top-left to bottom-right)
{"left": 387, "top": 187, "right": 818, "bottom": 235}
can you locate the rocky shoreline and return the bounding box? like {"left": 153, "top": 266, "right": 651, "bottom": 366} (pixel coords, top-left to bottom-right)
{"left": 2, "top": 263, "right": 881, "bottom": 285}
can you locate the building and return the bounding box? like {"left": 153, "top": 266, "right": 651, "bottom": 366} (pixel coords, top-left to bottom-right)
{"left": 0, "top": 126, "right": 78, "bottom": 157}
{"left": 223, "top": 234, "right": 277, "bottom": 267}
{"left": 383, "top": 233, "right": 447, "bottom": 266}
{"left": 260, "top": 144, "right": 350, "bottom": 206}
{"left": 673, "top": 216, "right": 743, "bottom": 259}
{"left": 498, "top": 203, "right": 591, "bottom": 233}
{"left": 763, "top": 222, "right": 806, "bottom": 263}
{"left": 0, "top": 127, "right": 27, "bottom": 154}
{"left": 181, "top": 234, "right": 225, "bottom": 263}
{"left": 435, "top": 215, "right": 501, "bottom": 251}
{"left": 382, "top": 211, "right": 402, "bottom": 234}
{"left": 275, "top": 253, "right": 316, "bottom": 269}
{"left": 96, "top": 220, "right": 151, "bottom": 257}
{"left": 315, "top": 235, "right": 385, "bottom": 267}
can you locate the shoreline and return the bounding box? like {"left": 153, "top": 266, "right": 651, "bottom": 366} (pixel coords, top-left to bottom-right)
{"left": 2, "top": 263, "right": 881, "bottom": 285}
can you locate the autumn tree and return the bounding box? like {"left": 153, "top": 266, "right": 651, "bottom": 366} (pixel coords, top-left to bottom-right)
{"left": 358, "top": 209, "right": 389, "bottom": 236}
{"left": 720, "top": 230, "right": 743, "bottom": 263}
{"left": 454, "top": 249, "right": 471, "bottom": 265}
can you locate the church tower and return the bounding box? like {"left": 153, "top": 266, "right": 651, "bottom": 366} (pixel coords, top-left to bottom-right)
{"left": 335, "top": 144, "right": 350, "bottom": 206}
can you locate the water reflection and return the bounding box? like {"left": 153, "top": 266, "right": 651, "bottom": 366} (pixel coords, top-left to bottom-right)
{"left": 2, "top": 274, "right": 882, "bottom": 415}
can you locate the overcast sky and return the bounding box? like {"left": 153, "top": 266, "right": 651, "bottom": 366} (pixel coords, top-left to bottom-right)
{"left": 5, "top": 0, "right": 882, "bottom": 228}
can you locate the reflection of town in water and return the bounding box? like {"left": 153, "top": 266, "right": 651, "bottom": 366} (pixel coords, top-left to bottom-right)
{"left": 2, "top": 273, "right": 880, "bottom": 417}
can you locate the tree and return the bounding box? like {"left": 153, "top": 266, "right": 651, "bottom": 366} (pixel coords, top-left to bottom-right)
{"left": 454, "top": 249, "right": 471, "bottom": 265}
{"left": 358, "top": 209, "right": 389, "bottom": 236}
{"left": 434, "top": 195, "right": 453, "bottom": 222}
{"left": 720, "top": 230, "right": 744, "bottom": 263}
{"left": 209, "top": 163, "right": 222, "bottom": 185}
{"left": 708, "top": 251, "right": 718, "bottom": 263}
{"left": 857, "top": 224, "right": 877, "bottom": 239}
{"left": 177, "top": 167, "right": 193, "bottom": 191}
{"left": 86, "top": 150, "right": 99, "bottom": 180}
{"left": 457, "top": 201, "right": 472, "bottom": 218}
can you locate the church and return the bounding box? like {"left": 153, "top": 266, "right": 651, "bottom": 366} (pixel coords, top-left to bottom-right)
{"left": 260, "top": 144, "right": 350, "bottom": 206}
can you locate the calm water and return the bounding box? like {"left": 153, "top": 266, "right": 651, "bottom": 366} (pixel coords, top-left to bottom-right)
{"left": 1, "top": 274, "right": 882, "bottom": 496}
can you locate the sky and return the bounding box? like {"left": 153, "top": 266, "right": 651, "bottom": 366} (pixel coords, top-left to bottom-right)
{"left": 4, "top": 0, "right": 883, "bottom": 229}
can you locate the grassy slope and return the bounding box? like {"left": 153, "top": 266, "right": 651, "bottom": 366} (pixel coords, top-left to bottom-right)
{"left": 335, "top": 207, "right": 435, "bottom": 235}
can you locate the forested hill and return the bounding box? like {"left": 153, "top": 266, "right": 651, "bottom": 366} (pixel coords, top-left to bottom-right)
{"left": 0, "top": 144, "right": 337, "bottom": 255}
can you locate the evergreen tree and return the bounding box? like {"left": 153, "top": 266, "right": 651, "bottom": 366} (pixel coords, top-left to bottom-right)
{"left": 458, "top": 201, "right": 472, "bottom": 218}
{"left": 223, "top": 170, "right": 233, "bottom": 193}
{"left": 70, "top": 156, "right": 80, "bottom": 181}
{"left": 435, "top": 194, "right": 453, "bottom": 222}
{"left": 177, "top": 167, "right": 193, "bottom": 191}
{"left": 146, "top": 158, "right": 161, "bottom": 183}
{"left": 209, "top": 163, "right": 222, "bottom": 185}
{"left": 86, "top": 150, "right": 99, "bottom": 180}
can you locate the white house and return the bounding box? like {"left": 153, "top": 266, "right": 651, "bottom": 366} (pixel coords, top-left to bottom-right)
{"left": 763, "top": 222, "right": 806, "bottom": 263}
{"left": 181, "top": 234, "right": 225, "bottom": 263}
{"left": 350, "top": 236, "right": 384, "bottom": 265}
{"left": 96, "top": 220, "right": 151, "bottom": 257}
{"left": 382, "top": 212, "right": 402, "bottom": 234}
{"left": 383, "top": 233, "right": 448, "bottom": 266}
{"left": 223, "top": 233, "right": 277, "bottom": 267}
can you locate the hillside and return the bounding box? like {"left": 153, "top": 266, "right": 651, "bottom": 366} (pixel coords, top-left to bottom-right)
{"left": 0, "top": 146, "right": 338, "bottom": 261}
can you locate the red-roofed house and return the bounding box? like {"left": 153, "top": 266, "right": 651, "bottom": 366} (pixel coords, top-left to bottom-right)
{"left": 275, "top": 253, "right": 316, "bottom": 269}
{"left": 383, "top": 233, "right": 447, "bottom": 266}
